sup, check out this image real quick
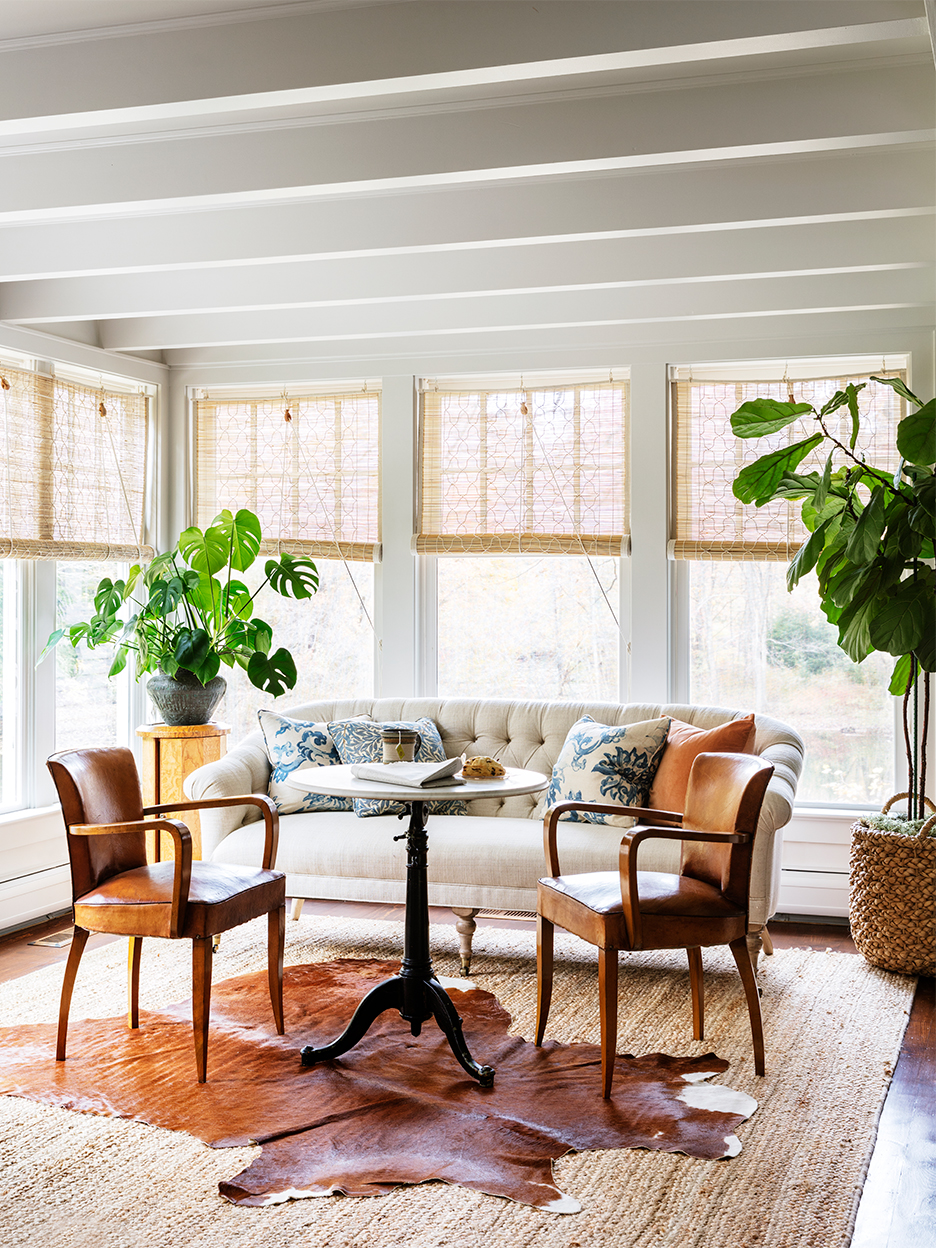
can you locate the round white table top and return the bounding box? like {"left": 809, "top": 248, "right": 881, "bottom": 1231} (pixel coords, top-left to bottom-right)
{"left": 282, "top": 763, "right": 548, "bottom": 803}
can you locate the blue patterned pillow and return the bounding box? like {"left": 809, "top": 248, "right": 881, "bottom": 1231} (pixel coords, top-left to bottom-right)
{"left": 545, "top": 716, "right": 671, "bottom": 827}
{"left": 258, "top": 710, "right": 358, "bottom": 815}
{"left": 327, "top": 717, "right": 466, "bottom": 818}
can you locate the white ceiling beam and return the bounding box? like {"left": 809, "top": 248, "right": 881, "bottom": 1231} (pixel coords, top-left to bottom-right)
{"left": 1, "top": 148, "right": 928, "bottom": 281}
{"left": 97, "top": 268, "right": 930, "bottom": 351}
{"left": 161, "top": 305, "right": 934, "bottom": 374}
{"left": 0, "top": 7, "right": 924, "bottom": 128}
{"left": 5, "top": 217, "right": 930, "bottom": 323}
{"left": 1, "top": 63, "right": 928, "bottom": 216}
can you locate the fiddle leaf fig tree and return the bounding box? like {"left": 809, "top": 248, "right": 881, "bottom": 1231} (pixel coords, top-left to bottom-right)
{"left": 730, "top": 377, "right": 935, "bottom": 820}
{"left": 43, "top": 508, "right": 318, "bottom": 698}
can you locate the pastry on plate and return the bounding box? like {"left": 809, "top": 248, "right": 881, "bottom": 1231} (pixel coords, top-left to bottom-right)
{"left": 461, "top": 755, "right": 506, "bottom": 779}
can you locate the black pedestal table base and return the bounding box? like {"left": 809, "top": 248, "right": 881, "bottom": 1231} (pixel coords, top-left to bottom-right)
{"left": 299, "top": 799, "right": 495, "bottom": 1085}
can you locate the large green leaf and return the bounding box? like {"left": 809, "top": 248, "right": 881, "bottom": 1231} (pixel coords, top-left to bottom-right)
{"left": 172, "top": 627, "right": 214, "bottom": 678}
{"left": 888, "top": 653, "right": 914, "bottom": 695}
{"left": 247, "top": 647, "right": 297, "bottom": 695}
{"left": 868, "top": 590, "right": 927, "bottom": 656}
{"left": 837, "top": 594, "right": 877, "bottom": 663}
{"left": 188, "top": 573, "right": 223, "bottom": 626}
{"left": 221, "top": 579, "right": 253, "bottom": 620}
{"left": 814, "top": 452, "right": 834, "bottom": 511}
{"left": 915, "top": 620, "right": 936, "bottom": 672}
{"left": 177, "top": 524, "right": 229, "bottom": 576}
{"left": 845, "top": 383, "right": 862, "bottom": 451}
{"left": 818, "top": 389, "right": 851, "bottom": 419}
{"left": 729, "top": 398, "right": 814, "bottom": 438}
{"left": 147, "top": 574, "right": 192, "bottom": 618}
{"left": 844, "top": 485, "right": 887, "bottom": 566}
{"left": 786, "top": 517, "right": 834, "bottom": 590}
{"left": 732, "top": 434, "right": 824, "bottom": 506}
{"left": 896, "top": 398, "right": 936, "bottom": 466}
{"left": 870, "top": 375, "right": 923, "bottom": 406}
{"left": 93, "top": 578, "right": 124, "bottom": 618}
{"left": 265, "top": 552, "right": 319, "bottom": 599}
{"left": 207, "top": 508, "right": 262, "bottom": 573}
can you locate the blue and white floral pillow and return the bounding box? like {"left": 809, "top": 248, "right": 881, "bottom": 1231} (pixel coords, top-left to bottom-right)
{"left": 259, "top": 710, "right": 359, "bottom": 815}
{"left": 327, "top": 717, "right": 466, "bottom": 819}
{"left": 545, "top": 716, "right": 671, "bottom": 827}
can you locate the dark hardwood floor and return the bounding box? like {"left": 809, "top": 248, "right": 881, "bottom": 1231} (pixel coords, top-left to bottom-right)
{"left": 1, "top": 906, "right": 932, "bottom": 1247}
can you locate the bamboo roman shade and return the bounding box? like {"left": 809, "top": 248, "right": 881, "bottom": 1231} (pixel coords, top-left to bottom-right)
{"left": 0, "top": 364, "right": 151, "bottom": 561}
{"left": 417, "top": 379, "right": 629, "bottom": 556}
{"left": 671, "top": 368, "right": 907, "bottom": 562}
{"left": 195, "top": 388, "right": 380, "bottom": 561}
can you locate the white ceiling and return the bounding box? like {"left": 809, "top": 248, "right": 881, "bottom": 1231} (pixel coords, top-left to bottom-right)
{"left": 0, "top": 0, "right": 932, "bottom": 383}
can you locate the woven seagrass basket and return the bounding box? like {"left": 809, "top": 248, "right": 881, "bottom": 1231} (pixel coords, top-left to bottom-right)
{"left": 849, "top": 793, "right": 936, "bottom": 976}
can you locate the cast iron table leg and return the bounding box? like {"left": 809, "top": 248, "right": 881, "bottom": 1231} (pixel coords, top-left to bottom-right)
{"left": 299, "top": 799, "right": 495, "bottom": 1085}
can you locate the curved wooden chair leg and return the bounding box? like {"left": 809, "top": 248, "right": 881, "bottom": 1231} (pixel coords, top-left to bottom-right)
{"left": 534, "top": 914, "right": 554, "bottom": 1046}
{"left": 687, "top": 946, "right": 704, "bottom": 1040}
{"left": 192, "top": 936, "right": 213, "bottom": 1083}
{"left": 127, "top": 936, "right": 143, "bottom": 1029}
{"left": 57, "top": 925, "right": 90, "bottom": 1062}
{"left": 730, "top": 936, "right": 765, "bottom": 1076}
{"left": 268, "top": 905, "right": 285, "bottom": 1034}
{"left": 598, "top": 947, "right": 618, "bottom": 1099}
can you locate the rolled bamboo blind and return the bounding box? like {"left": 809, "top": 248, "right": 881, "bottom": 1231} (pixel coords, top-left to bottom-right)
{"left": 195, "top": 389, "right": 380, "bottom": 562}
{"left": 670, "top": 370, "right": 906, "bottom": 562}
{"left": 417, "top": 380, "right": 629, "bottom": 556}
{"left": 0, "top": 364, "right": 151, "bottom": 561}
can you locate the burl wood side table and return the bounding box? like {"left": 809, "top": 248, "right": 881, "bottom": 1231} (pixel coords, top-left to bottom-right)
{"left": 137, "top": 722, "right": 231, "bottom": 862}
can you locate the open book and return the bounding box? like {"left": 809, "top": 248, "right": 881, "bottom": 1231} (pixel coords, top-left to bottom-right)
{"left": 350, "top": 757, "right": 464, "bottom": 788}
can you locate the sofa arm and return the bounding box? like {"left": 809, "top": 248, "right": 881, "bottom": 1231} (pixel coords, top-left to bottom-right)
{"left": 183, "top": 734, "right": 272, "bottom": 860}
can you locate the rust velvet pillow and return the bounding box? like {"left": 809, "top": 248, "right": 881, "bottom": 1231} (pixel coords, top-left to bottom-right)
{"left": 648, "top": 714, "right": 757, "bottom": 813}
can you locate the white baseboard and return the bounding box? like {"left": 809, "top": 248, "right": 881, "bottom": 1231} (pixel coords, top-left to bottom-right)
{"left": 0, "top": 865, "right": 72, "bottom": 934}
{"left": 778, "top": 868, "right": 849, "bottom": 919}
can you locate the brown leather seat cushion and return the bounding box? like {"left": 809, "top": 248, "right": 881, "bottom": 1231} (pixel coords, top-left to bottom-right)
{"left": 539, "top": 870, "right": 744, "bottom": 919}
{"left": 74, "top": 862, "right": 286, "bottom": 939}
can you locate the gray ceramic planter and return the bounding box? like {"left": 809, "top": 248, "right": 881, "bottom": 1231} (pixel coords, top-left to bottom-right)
{"left": 147, "top": 668, "right": 227, "bottom": 727}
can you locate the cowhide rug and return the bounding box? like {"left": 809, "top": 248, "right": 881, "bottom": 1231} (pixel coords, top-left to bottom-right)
{"left": 0, "top": 958, "right": 756, "bottom": 1213}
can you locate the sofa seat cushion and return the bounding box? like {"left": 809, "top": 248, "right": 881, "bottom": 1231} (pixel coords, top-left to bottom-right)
{"left": 210, "top": 810, "right": 682, "bottom": 896}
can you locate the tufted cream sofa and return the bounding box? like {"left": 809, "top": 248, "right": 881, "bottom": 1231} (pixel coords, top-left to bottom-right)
{"left": 183, "top": 697, "right": 804, "bottom": 969}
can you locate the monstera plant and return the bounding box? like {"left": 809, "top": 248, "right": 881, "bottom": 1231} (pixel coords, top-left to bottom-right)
{"left": 729, "top": 375, "right": 935, "bottom": 823}
{"left": 44, "top": 508, "right": 318, "bottom": 723}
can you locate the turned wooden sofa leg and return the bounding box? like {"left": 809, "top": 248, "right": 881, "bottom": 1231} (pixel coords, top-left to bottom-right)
{"left": 746, "top": 927, "right": 765, "bottom": 971}
{"left": 290, "top": 897, "right": 304, "bottom": 922}
{"left": 451, "top": 907, "right": 479, "bottom": 975}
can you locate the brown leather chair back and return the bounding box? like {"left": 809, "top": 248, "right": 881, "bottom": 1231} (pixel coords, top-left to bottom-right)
{"left": 48, "top": 746, "right": 147, "bottom": 900}
{"left": 679, "top": 752, "right": 774, "bottom": 908}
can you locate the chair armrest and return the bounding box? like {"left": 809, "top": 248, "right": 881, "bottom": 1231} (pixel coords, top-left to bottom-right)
{"left": 144, "top": 795, "right": 280, "bottom": 871}
{"left": 542, "top": 800, "right": 683, "bottom": 875}
{"left": 617, "top": 825, "right": 748, "bottom": 947}
{"left": 72, "top": 818, "right": 192, "bottom": 939}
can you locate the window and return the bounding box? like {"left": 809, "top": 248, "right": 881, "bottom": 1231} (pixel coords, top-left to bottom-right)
{"left": 54, "top": 561, "right": 122, "bottom": 755}
{"left": 672, "top": 357, "right": 907, "bottom": 806}
{"left": 194, "top": 385, "right": 380, "bottom": 734}
{"left": 437, "top": 555, "right": 619, "bottom": 700}
{"left": 419, "top": 374, "right": 627, "bottom": 700}
{"left": 0, "top": 561, "right": 19, "bottom": 811}
{"left": 0, "top": 357, "right": 153, "bottom": 812}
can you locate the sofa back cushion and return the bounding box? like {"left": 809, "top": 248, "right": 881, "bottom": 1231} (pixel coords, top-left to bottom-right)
{"left": 649, "top": 714, "right": 756, "bottom": 814}
{"left": 544, "top": 715, "right": 671, "bottom": 827}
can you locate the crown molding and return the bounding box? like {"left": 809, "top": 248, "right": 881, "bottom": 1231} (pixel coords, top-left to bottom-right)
{"left": 0, "top": 0, "right": 393, "bottom": 53}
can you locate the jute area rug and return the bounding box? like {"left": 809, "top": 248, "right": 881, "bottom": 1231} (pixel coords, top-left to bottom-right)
{"left": 0, "top": 915, "right": 914, "bottom": 1248}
